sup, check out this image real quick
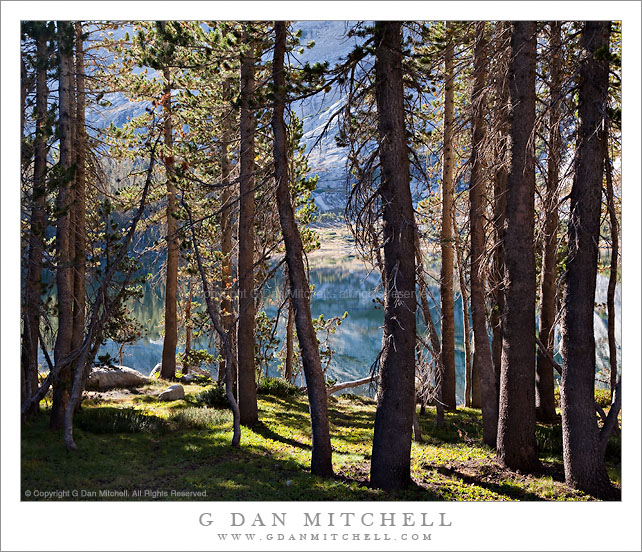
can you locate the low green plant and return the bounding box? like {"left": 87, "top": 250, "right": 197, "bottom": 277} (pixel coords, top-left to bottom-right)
{"left": 76, "top": 407, "right": 167, "bottom": 434}
{"left": 195, "top": 384, "right": 229, "bottom": 409}
{"left": 166, "top": 407, "right": 232, "bottom": 431}
{"left": 257, "top": 377, "right": 302, "bottom": 398}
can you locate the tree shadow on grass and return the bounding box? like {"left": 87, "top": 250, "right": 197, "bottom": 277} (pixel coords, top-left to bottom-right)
{"left": 251, "top": 421, "right": 312, "bottom": 451}
{"left": 434, "top": 465, "right": 544, "bottom": 501}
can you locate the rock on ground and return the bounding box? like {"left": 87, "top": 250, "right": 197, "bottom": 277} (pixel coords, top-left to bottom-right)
{"left": 86, "top": 366, "right": 149, "bottom": 391}
{"left": 158, "top": 384, "right": 185, "bottom": 401}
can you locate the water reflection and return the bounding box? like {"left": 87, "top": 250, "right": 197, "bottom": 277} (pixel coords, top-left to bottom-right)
{"left": 55, "top": 262, "right": 620, "bottom": 406}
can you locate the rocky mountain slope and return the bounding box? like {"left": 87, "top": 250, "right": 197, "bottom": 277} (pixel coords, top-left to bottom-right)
{"left": 92, "top": 21, "right": 358, "bottom": 212}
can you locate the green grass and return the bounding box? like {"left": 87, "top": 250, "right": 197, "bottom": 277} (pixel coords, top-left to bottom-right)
{"left": 21, "top": 390, "right": 620, "bottom": 501}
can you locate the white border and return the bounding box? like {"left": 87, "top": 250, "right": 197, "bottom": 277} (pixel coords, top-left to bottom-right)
{"left": 2, "top": 2, "right": 641, "bottom": 551}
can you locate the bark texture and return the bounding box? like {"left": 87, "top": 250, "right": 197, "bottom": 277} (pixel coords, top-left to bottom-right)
{"left": 468, "top": 22, "right": 498, "bottom": 447}
{"left": 237, "top": 33, "right": 259, "bottom": 426}
{"left": 272, "top": 21, "right": 333, "bottom": 477}
{"left": 50, "top": 21, "right": 75, "bottom": 430}
{"left": 440, "top": 22, "right": 457, "bottom": 411}
{"left": 536, "top": 21, "right": 561, "bottom": 422}
{"left": 560, "top": 21, "right": 616, "bottom": 499}
{"left": 497, "top": 21, "right": 539, "bottom": 471}
{"left": 369, "top": 22, "right": 417, "bottom": 491}
{"left": 160, "top": 67, "right": 178, "bottom": 380}
{"left": 71, "top": 21, "right": 87, "bottom": 360}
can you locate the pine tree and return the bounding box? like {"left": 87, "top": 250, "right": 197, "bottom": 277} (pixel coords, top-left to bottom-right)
{"left": 369, "top": 21, "right": 417, "bottom": 491}
{"left": 497, "top": 21, "right": 539, "bottom": 471}
{"left": 560, "top": 20, "right": 617, "bottom": 499}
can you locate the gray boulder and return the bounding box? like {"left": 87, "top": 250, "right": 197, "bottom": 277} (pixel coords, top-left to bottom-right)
{"left": 86, "top": 366, "right": 149, "bottom": 391}
{"left": 158, "top": 384, "right": 185, "bottom": 401}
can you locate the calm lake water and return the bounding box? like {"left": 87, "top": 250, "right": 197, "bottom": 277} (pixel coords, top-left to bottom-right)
{"left": 92, "top": 260, "right": 621, "bottom": 405}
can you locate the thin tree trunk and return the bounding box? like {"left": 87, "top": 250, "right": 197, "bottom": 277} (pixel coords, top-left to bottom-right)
{"left": 497, "top": 21, "right": 539, "bottom": 471}
{"left": 184, "top": 276, "right": 193, "bottom": 372}
{"left": 71, "top": 21, "right": 86, "bottom": 365}
{"left": 284, "top": 295, "right": 295, "bottom": 383}
{"left": 160, "top": 66, "right": 178, "bottom": 380}
{"left": 440, "top": 21, "right": 457, "bottom": 411}
{"left": 219, "top": 78, "right": 234, "bottom": 385}
{"left": 453, "top": 217, "right": 473, "bottom": 408}
{"left": 536, "top": 21, "right": 561, "bottom": 422}
{"left": 22, "top": 27, "right": 48, "bottom": 417}
{"left": 471, "top": 349, "right": 481, "bottom": 408}
{"left": 50, "top": 21, "right": 75, "bottom": 430}
{"left": 369, "top": 21, "right": 416, "bottom": 491}
{"left": 272, "top": 21, "right": 333, "bottom": 477}
{"left": 415, "top": 230, "right": 444, "bottom": 427}
{"left": 184, "top": 195, "right": 241, "bottom": 448}
{"left": 489, "top": 22, "right": 509, "bottom": 396}
{"left": 468, "top": 22, "right": 497, "bottom": 447}
{"left": 560, "top": 21, "right": 616, "bottom": 499}
{"left": 237, "top": 31, "right": 259, "bottom": 426}
{"left": 603, "top": 134, "right": 619, "bottom": 402}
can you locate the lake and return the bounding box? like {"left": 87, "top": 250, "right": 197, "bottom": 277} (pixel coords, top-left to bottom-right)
{"left": 94, "top": 252, "right": 621, "bottom": 405}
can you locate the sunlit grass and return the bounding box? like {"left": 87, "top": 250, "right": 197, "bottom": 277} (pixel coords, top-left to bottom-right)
{"left": 21, "top": 391, "right": 619, "bottom": 501}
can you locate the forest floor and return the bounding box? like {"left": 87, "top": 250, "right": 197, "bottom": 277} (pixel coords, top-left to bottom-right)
{"left": 21, "top": 380, "right": 621, "bottom": 501}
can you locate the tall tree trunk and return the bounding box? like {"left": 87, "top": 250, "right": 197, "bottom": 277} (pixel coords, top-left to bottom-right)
{"left": 369, "top": 21, "right": 416, "bottom": 491}
{"left": 497, "top": 21, "right": 539, "bottom": 471}
{"left": 50, "top": 21, "right": 75, "bottom": 430}
{"left": 453, "top": 217, "right": 473, "bottom": 407}
{"left": 603, "top": 133, "right": 619, "bottom": 402}
{"left": 21, "top": 27, "right": 48, "bottom": 417}
{"left": 71, "top": 21, "right": 86, "bottom": 364}
{"left": 536, "top": 21, "right": 562, "bottom": 423}
{"left": 272, "top": 21, "right": 333, "bottom": 477}
{"left": 160, "top": 66, "right": 178, "bottom": 380}
{"left": 219, "top": 78, "right": 235, "bottom": 385}
{"left": 237, "top": 32, "right": 259, "bottom": 426}
{"left": 440, "top": 22, "right": 457, "bottom": 411}
{"left": 560, "top": 21, "right": 616, "bottom": 499}
{"left": 468, "top": 22, "right": 498, "bottom": 447}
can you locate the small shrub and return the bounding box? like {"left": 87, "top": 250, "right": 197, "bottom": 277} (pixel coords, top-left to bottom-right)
{"left": 195, "top": 385, "right": 229, "bottom": 409}
{"left": 257, "top": 377, "right": 301, "bottom": 398}
{"left": 76, "top": 408, "right": 167, "bottom": 434}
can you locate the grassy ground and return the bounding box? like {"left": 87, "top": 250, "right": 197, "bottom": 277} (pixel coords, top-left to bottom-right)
{"left": 21, "top": 381, "right": 621, "bottom": 501}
